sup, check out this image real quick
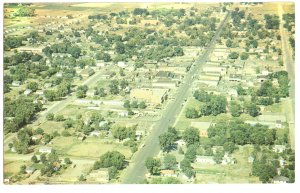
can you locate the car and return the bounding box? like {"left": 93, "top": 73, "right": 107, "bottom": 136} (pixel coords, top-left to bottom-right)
{"left": 140, "top": 143, "right": 145, "bottom": 148}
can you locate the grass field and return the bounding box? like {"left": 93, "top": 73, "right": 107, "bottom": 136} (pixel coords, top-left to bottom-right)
{"left": 193, "top": 145, "right": 260, "bottom": 183}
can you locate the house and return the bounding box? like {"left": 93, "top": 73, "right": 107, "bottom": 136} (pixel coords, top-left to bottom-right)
{"left": 80, "top": 67, "right": 95, "bottom": 78}
{"left": 160, "top": 170, "right": 177, "bottom": 177}
{"left": 32, "top": 134, "right": 43, "bottom": 141}
{"left": 56, "top": 71, "right": 63, "bottom": 77}
{"left": 87, "top": 169, "right": 109, "bottom": 183}
{"left": 258, "top": 114, "right": 286, "bottom": 122}
{"left": 26, "top": 165, "right": 36, "bottom": 174}
{"left": 44, "top": 82, "right": 52, "bottom": 89}
{"left": 90, "top": 131, "right": 101, "bottom": 137}
{"left": 175, "top": 139, "right": 186, "bottom": 147}
{"left": 272, "top": 176, "right": 289, "bottom": 184}
{"left": 86, "top": 90, "right": 95, "bottom": 97}
{"left": 199, "top": 130, "right": 208, "bottom": 138}
{"left": 39, "top": 147, "right": 52, "bottom": 154}
{"left": 273, "top": 145, "right": 286, "bottom": 153}
{"left": 24, "top": 89, "right": 32, "bottom": 96}
{"left": 195, "top": 156, "right": 216, "bottom": 164}
{"left": 99, "top": 120, "right": 109, "bottom": 128}
{"left": 130, "top": 88, "right": 168, "bottom": 105}
{"left": 12, "top": 81, "right": 21, "bottom": 87}
{"left": 35, "top": 90, "right": 44, "bottom": 96}
{"left": 77, "top": 135, "right": 86, "bottom": 141}
{"left": 228, "top": 88, "right": 238, "bottom": 97}
{"left": 279, "top": 158, "right": 286, "bottom": 167}
{"left": 117, "top": 61, "right": 127, "bottom": 68}
{"left": 248, "top": 156, "right": 255, "bottom": 163}
{"left": 221, "top": 153, "right": 236, "bottom": 165}
{"left": 135, "top": 130, "right": 144, "bottom": 141}
{"left": 257, "top": 75, "right": 267, "bottom": 82}
{"left": 118, "top": 111, "right": 129, "bottom": 117}
{"left": 275, "top": 120, "right": 283, "bottom": 129}
{"left": 229, "top": 74, "right": 242, "bottom": 82}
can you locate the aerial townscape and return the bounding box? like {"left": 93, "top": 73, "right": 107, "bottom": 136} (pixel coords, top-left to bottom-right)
{"left": 3, "top": 2, "right": 295, "bottom": 185}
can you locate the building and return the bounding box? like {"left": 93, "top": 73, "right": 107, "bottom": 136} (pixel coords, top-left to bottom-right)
{"left": 175, "top": 139, "right": 186, "bottom": 147}
{"left": 86, "top": 90, "right": 95, "bottom": 97}
{"left": 156, "top": 71, "right": 175, "bottom": 79}
{"left": 130, "top": 88, "right": 168, "bottom": 105}
{"left": 258, "top": 114, "right": 286, "bottom": 123}
{"left": 35, "top": 90, "right": 44, "bottom": 96}
{"left": 195, "top": 156, "right": 216, "bottom": 164}
{"left": 135, "top": 130, "right": 144, "bottom": 141}
{"left": 118, "top": 111, "right": 129, "bottom": 117}
{"left": 39, "top": 147, "right": 53, "bottom": 154}
{"left": 152, "top": 79, "right": 178, "bottom": 89}
{"left": 272, "top": 176, "right": 289, "bottom": 184}
{"left": 197, "top": 74, "right": 220, "bottom": 86}
{"left": 229, "top": 74, "right": 242, "bottom": 82}
{"left": 117, "top": 61, "right": 127, "bottom": 68}
{"left": 248, "top": 156, "right": 255, "bottom": 163}
{"left": 80, "top": 67, "right": 95, "bottom": 78}
{"left": 90, "top": 131, "right": 101, "bottom": 137}
{"left": 24, "top": 89, "right": 32, "bottom": 96}
{"left": 202, "top": 65, "right": 227, "bottom": 76}
{"left": 26, "top": 165, "right": 36, "bottom": 174}
{"left": 11, "top": 81, "right": 21, "bottom": 87}
{"left": 273, "top": 145, "right": 286, "bottom": 153}
{"left": 160, "top": 170, "right": 177, "bottom": 177}
{"left": 87, "top": 169, "right": 109, "bottom": 183}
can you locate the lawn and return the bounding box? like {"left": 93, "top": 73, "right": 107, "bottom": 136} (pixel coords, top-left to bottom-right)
{"left": 56, "top": 137, "right": 132, "bottom": 159}
{"left": 193, "top": 145, "right": 260, "bottom": 183}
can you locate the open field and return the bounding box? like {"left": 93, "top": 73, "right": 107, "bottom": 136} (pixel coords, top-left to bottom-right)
{"left": 193, "top": 145, "right": 260, "bottom": 183}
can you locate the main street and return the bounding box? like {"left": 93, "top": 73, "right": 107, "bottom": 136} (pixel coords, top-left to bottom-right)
{"left": 122, "top": 11, "right": 231, "bottom": 184}
{"left": 278, "top": 3, "right": 295, "bottom": 150}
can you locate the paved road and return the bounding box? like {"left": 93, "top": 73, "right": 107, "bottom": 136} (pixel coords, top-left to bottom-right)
{"left": 121, "top": 11, "right": 231, "bottom": 184}
{"left": 278, "top": 4, "right": 295, "bottom": 150}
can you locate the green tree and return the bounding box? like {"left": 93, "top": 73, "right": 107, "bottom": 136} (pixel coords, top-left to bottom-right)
{"left": 163, "top": 154, "right": 177, "bottom": 170}
{"left": 31, "top": 155, "right": 38, "bottom": 163}
{"left": 240, "top": 52, "right": 249, "bottom": 60}
{"left": 229, "top": 101, "right": 241, "bottom": 117}
{"left": 185, "top": 108, "right": 199, "bottom": 119}
{"left": 182, "top": 127, "right": 200, "bottom": 146}
{"left": 138, "top": 101, "right": 147, "bottom": 109}
{"left": 229, "top": 52, "right": 239, "bottom": 59}
{"left": 145, "top": 157, "right": 161, "bottom": 175}
{"left": 159, "top": 132, "right": 177, "bottom": 152}
{"left": 245, "top": 102, "right": 260, "bottom": 117}
{"left": 27, "top": 82, "right": 39, "bottom": 92}
{"left": 108, "top": 166, "right": 118, "bottom": 180}
{"left": 123, "top": 100, "right": 131, "bottom": 108}
{"left": 64, "top": 157, "right": 72, "bottom": 164}
{"left": 94, "top": 151, "right": 125, "bottom": 170}
{"left": 46, "top": 113, "right": 54, "bottom": 121}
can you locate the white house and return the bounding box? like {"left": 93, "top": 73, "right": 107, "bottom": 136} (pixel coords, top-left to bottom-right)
{"left": 195, "top": 156, "right": 216, "bottom": 164}
{"left": 39, "top": 147, "right": 53, "bottom": 154}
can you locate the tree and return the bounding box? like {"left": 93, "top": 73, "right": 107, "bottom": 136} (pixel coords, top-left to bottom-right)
{"left": 123, "top": 100, "right": 131, "bottom": 108}
{"left": 229, "top": 101, "right": 241, "bottom": 117}
{"left": 109, "top": 80, "right": 119, "bottom": 95}
{"left": 182, "top": 127, "right": 200, "bottom": 146}
{"left": 31, "top": 155, "right": 38, "bottom": 163}
{"left": 46, "top": 113, "right": 54, "bottom": 121}
{"left": 145, "top": 157, "right": 161, "bottom": 175}
{"left": 223, "top": 142, "right": 237, "bottom": 153}
{"left": 185, "top": 108, "right": 199, "bottom": 119}
{"left": 245, "top": 102, "right": 260, "bottom": 117}
{"left": 19, "top": 165, "right": 26, "bottom": 174}
{"left": 111, "top": 126, "right": 127, "bottom": 141}
{"left": 27, "top": 82, "right": 39, "bottom": 92}
{"left": 240, "top": 52, "right": 249, "bottom": 60}
{"left": 226, "top": 39, "right": 233, "bottom": 48}
{"left": 76, "top": 85, "right": 88, "bottom": 98}
{"left": 213, "top": 150, "right": 225, "bottom": 164}
{"left": 64, "top": 157, "right": 72, "bottom": 164}
{"left": 229, "top": 52, "right": 239, "bottom": 59}
{"left": 78, "top": 174, "right": 86, "bottom": 181}
{"left": 108, "top": 166, "right": 118, "bottom": 180}
{"left": 185, "top": 144, "right": 197, "bottom": 162}
{"left": 44, "top": 90, "right": 57, "bottom": 101}
{"left": 163, "top": 154, "right": 177, "bottom": 170}
{"left": 34, "top": 127, "right": 44, "bottom": 135}
{"left": 94, "top": 151, "right": 125, "bottom": 170}
{"left": 40, "top": 153, "right": 47, "bottom": 163}
{"left": 159, "top": 132, "right": 176, "bottom": 152}
{"left": 55, "top": 115, "right": 65, "bottom": 122}
{"left": 131, "top": 100, "right": 139, "bottom": 108}
{"left": 138, "top": 101, "right": 147, "bottom": 109}
{"left": 15, "top": 5, "right": 35, "bottom": 17}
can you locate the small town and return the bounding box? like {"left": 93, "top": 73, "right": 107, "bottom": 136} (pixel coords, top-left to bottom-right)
{"left": 2, "top": 1, "right": 295, "bottom": 185}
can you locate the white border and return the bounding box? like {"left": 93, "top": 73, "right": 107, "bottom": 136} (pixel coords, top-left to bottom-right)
{"left": 1, "top": 0, "right": 298, "bottom": 193}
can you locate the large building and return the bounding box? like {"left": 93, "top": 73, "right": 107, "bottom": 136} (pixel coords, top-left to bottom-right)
{"left": 130, "top": 88, "right": 168, "bottom": 105}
